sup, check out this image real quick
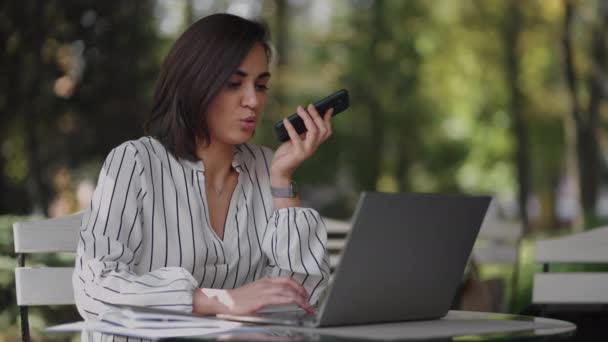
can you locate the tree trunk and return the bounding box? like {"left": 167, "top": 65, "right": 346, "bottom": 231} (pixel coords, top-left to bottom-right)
{"left": 504, "top": 1, "right": 530, "bottom": 233}
{"left": 21, "top": 2, "right": 48, "bottom": 215}
{"left": 578, "top": 0, "right": 608, "bottom": 226}
{"left": 503, "top": 1, "right": 530, "bottom": 312}
{"left": 561, "top": 0, "right": 585, "bottom": 230}
{"left": 275, "top": 0, "right": 288, "bottom": 67}
{"left": 364, "top": 0, "right": 385, "bottom": 191}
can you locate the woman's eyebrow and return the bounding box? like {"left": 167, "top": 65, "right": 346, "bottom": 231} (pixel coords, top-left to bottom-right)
{"left": 234, "top": 70, "right": 271, "bottom": 79}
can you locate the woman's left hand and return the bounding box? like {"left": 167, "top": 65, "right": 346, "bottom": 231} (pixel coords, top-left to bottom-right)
{"left": 270, "top": 104, "right": 333, "bottom": 182}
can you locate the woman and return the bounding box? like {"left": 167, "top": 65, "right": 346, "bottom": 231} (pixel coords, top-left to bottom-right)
{"left": 73, "top": 13, "right": 332, "bottom": 318}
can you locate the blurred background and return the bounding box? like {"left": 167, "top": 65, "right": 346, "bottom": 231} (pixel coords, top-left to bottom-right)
{"left": 1, "top": 0, "right": 608, "bottom": 340}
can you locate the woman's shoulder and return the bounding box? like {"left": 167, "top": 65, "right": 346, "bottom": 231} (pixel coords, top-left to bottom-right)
{"left": 105, "top": 136, "right": 169, "bottom": 168}
{"left": 113, "top": 136, "right": 174, "bottom": 161}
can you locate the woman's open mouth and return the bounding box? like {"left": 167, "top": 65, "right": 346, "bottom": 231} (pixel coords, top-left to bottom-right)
{"left": 240, "top": 117, "right": 256, "bottom": 130}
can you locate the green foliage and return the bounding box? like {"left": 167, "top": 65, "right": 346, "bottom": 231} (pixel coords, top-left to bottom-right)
{"left": 0, "top": 0, "right": 163, "bottom": 215}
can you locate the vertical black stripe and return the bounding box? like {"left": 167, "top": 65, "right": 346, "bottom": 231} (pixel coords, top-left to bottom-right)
{"left": 180, "top": 163, "right": 196, "bottom": 274}
{"left": 241, "top": 186, "right": 254, "bottom": 282}
{"left": 302, "top": 211, "right": 326, "bottom": 272}
{"left": 301, "top": 274, "right": 309, "bottom": 288}
{"left": 126, "top": 207, "right": 139, "bottom": 248}
{"left": 232, "top": 202, "right": 241, "bottom": 289}
{"left": 302, "top": 211, "right": 328, "bottom": 301}
{"left": 258, "top": 145, "right": 272, "bottom": 180}
{"left": 128, "top": 239, "right": 144, "bottom": 264}
{"left": 273, "top": 211, "right": 280, "bottom": 269}
{"left": 140, "top": 141, "right": 156, "bottom": 272}
{"left": 287, "top": 209, "right": 294, "bottom": 272}
{"left": 242, "top": 163, "right": 268, "bottom": 221}
{"left": 116, "top": 161, "right": 137, "bottom": 240}
{"left": 102, "top": 147, "right": 127, "bottom": 235}
{"left": 161, "top": 167, "right": 168, "bottom": 267}
{"left": 166, "top": 150, "right": 182, "bottom": 267}
{"left": 89, "top": 148, "right": 117, "bottom": 233}
{"left": 269, "top": 228, "right": 278, "bottom": 267}
{"left": 210, "top": 242, "right": 220, "bottom": 288}
{"left": 199, "top": 241, "right": 209, "bottom": 287}
{"left": 302, "top": 212, "right": 323, "bottom": 274}
{"left": 269, "top": 211, "right": 279, "bottom": 267}
{"left": 218, "top": 240, "right": 229, "bottom": 288}
{"left": 240, "top": 171, "right": 262, "bottom": 253}
{"left": 217, "top": 236, "right": 227, "bottom": 263}
{"left": 147, "top": 136, "right": 157, "bottom": 154}
{"left": 80, "top": 230, "right": 87, "bottom": 255}
{"left": 112, "top": 243, "right": 125, "bottom": 262}
{"left": 196, "top": 172, "right": 212, "bottom": 234}
{"left": 294, "top": 211, "right": 309, "bottom": 275}
{"left": 309, "top": 213, "right": 319, "bottom": 225}
{"left": 82, "top": 201, "right": 93, "bottom": 238}
{"left": 89, "top": 148, "right": 118, "bottom": 258}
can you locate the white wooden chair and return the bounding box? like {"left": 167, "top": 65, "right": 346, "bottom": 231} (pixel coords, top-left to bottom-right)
{"left": 532, "top": 226, "right": 608, "bottom": 314}
{"left": 13, "top": 211, "right": 83, "bottom": 342}
{"left": 322, "top": 217, "right": 351, "bottom": 273}
{"left": 473, "top": 220, "right": 523, "bottom": 265}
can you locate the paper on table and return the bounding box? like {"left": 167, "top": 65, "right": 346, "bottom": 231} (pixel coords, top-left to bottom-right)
{"left": 46, "top": 319, "right": 245, "bottom": 340}
{"left": 47, "top": 303, "right": 244, "bottom": 339}
{"left": 100, "top": 310, "right": 221, "bottom": 329}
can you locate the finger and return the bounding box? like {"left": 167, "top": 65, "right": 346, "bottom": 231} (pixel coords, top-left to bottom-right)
{"left": 267, "top": 284, "right": 305, "bottom": 304}
{"left": 271, "top": 276, "right": 309, "bottom": 298}
{"left": 267, "top": 277, "right": 306, "bottom": 298}
{"left": 322, "top": 107, "right": 333, "bottom": 140}
{"left": 268, "top": 295, "right": 315, "bottom": 313}
{"left": 307, "top": 104, "right": 328, "bottom": 141}
{"left": 269, "top": 277, "right": 309, "bottom": 298}
{"left": 296, "top": 105, "right": 318, "bottom": 150}
{"left": 283, "top": 117, "right": 303, "bottom": 149}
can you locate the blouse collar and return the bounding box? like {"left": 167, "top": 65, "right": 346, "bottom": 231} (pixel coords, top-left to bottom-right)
{"left": 179, "top": 144, "right": 244, "bottom": 174}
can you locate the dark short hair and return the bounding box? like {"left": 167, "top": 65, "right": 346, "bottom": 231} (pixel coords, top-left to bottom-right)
{"left": 145, "top": 13, "right": 272, "bottom": 161}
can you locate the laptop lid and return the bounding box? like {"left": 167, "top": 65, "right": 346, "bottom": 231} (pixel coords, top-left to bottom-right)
{"left": 316, "top": 192, "right": 490, "bottom": 326}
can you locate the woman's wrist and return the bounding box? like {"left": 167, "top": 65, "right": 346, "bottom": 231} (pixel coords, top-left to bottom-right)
{"left": 270, "top": 175, "right": 294, "bottom": 189}
{"left": 270, "top": 167, "right": 294, "bottom": 186}
{"left": 193, "top": 288, "right": 230, "bottom": 315}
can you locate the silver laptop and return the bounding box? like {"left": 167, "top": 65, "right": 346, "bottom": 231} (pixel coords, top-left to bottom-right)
{"left": 217, "top": 192, "right": 491, "bottom": 327}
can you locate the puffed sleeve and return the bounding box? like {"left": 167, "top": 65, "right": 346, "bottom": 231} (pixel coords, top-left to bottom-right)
{"left": 72, "top": 142, "right": 198, "bottom": 320}
{"left": 259, "top": 165, "right": 331, "bottom": 304}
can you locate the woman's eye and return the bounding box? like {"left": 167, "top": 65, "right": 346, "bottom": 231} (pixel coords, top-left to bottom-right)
{"left": 256, "top": 84, "right": 269, "bottom": 91}
{"left": 226, "top": 81, "right": 241, "bottom": 88}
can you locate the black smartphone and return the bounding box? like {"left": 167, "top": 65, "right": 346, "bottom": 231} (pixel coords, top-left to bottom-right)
{"left": 274, "top": 89, "right": 350, "bottom": 142}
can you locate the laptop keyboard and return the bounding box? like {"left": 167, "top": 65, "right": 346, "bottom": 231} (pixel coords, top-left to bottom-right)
{"left": 256, "top": 309, "right": 316, "bottom": 323}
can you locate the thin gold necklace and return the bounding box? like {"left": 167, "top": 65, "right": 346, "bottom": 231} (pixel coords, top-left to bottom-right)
{"left": 206, "top": 171, "right": 232, "bottom": 196}
{"left": 211, "top": 183, "right": 225, "bottom": 196}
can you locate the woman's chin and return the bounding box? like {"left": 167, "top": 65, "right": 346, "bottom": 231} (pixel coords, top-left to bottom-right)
{"left": 226, "top": 130, "right": 255, "bottom": 145}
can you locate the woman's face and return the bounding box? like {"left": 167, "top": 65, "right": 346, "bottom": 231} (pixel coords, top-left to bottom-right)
{"left": 205, "top": 43, "right": 270, "bottom": 146}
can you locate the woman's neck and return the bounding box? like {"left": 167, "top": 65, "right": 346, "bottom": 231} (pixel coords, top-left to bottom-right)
{"left": 196, "top": 141, "right": 235, "bottom": 179}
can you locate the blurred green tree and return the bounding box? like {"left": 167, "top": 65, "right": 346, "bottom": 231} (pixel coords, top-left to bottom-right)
{"left": 0, "top": 0, "right": 161, "bottom": 216}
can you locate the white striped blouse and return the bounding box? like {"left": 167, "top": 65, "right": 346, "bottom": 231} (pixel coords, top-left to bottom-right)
{"left": 72, "top": 136, "right": 330, "bottom": 319}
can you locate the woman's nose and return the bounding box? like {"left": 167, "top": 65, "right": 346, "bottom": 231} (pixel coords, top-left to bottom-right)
{"left": 241, "top": 85, "right": 258, "bottom": 108}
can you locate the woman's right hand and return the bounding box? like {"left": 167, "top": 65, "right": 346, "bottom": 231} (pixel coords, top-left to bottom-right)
{"left": 193, "top": 277, "right": 314, "bottom": 315}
